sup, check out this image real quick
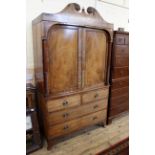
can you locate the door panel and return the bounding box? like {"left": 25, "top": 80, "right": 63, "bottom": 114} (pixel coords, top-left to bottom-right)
{"left": 85, "top": 29, "right": 107, "bottom": 87}
{"left": 47, "top": 25, "right": 78, "bottom": 94}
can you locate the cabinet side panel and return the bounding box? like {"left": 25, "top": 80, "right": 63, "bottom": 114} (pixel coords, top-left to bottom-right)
{"left": 32, "top": 23, "right": 44, "bottom": 93}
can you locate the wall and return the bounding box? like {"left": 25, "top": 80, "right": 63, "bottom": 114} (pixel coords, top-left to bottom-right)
{"left": 26, "top": 0, "right": 129, "bottom": 83}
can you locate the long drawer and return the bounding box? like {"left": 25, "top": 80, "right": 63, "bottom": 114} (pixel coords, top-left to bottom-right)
{"left": 82, "top": 89, "right": 109, "bottom": 104}
{"left": 112, "top": 67, "right": 129, "bottom": 79}
{"left": 109, "top": 102, "right": 129, "bottom": 116}
{"left": 110, "top": 94, "right": 129, "bottom": 108}
{"left": 113, "top": 55, "right": 129, "bottom": 67}
{"left": 47, "top": 94, "right": 81, "bottom": 112}
{"left": 48, "top": 110, "right": 107, "bottom": 138}
{"left": 112, "top": 77, "right": 129, "bottom": 90}
{"left": 48, "top": 99, "right": 108, "bottom": 125}
{"left": 111, "top": 87, "right": 129, "bottom": 98}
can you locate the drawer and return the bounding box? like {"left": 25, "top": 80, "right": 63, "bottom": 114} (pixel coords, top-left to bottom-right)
{"left": 112, "top": 77, "right": 129, "bottom": 89}
{"left": 109, "top": 101, "right": 129, "bottom": 117}
{"left": 110, "top": 94, "right": 129, "bottom": 108}
{"left": 113, "top": 55, "right": 129, "bottom": 67}
{"left": 114, "top": 45, "right": 128, "bottom": 56}
{"left": 47, "top": 95, "right": 80, "bottom": 112}
{"left": 115, "top": 34, "right": 129, "bottom": 45}
{"left": 111, "top": 87, "right": 129, "bottom": 98}
{"left": 48, "top": 99, "right": 108, "bottom": 125}
{"left": 82, "top": 89, "right": 109, "bottom": 104}
{"left": 112, "top": 67, "right": 129, "bottom": 79}
{"left": 48, "top": 110, "right": 107, "bottom": 138}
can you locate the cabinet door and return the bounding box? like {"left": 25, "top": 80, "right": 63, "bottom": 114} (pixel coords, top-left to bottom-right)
{"left": 84, "top": 29, "right": 108, "bottom": 88}
{"left": 47, "top": 25, "right": 79, "bottom": 94}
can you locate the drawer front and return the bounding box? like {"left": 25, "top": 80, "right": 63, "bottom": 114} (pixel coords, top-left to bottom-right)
{"left": 113, "top": 55, "right": 129, "bottom": 67}
{"left": 109, "top": 101, "right": 129, "bottom": 117}
{"left": 48, "top": 110, "right": 107, "bottom": 138}
{"left": 115, "top": 34, "right": 129, "bottom": 45}
{"left": 110, "top": 94, "right": 129, "bottom": 108}
{"left": 47, "top": 95, "right": 81, "bottom": 112}
{"left": 114, "top": 45, "right": 128, "bottom": 56}
{"left": 112, "top": 78, "right": 129, "bottom": 89}
{"left": 48, "top": 99, "right": 108, "bottom": 125}
{"left": 82, "top": 89, "right": 109, "bottom": 104}
{"left": 112, "top": 67, "right": 129, "bottom": 79}
{"left": 111, "top": 87, "right": 129, "bottom": 98}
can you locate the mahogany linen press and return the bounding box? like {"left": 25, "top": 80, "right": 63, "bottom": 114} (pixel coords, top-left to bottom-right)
{"left": 32, "top": 3, "right": 113, "bottom": 149}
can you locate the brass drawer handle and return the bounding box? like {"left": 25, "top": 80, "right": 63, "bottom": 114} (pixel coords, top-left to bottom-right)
{"left": 94, "top": 93, "right": 99, "bottom": 98}
{"left": 63, "top": 125, "right": 69, "bottom": 130}
{"left": 93, "top": 105, "right": 99, "bottom": 109}
{"left": 63, "top": 113, "right": 69, "bottom": 118}
{"left": 92, "top": 116, "right": 98, "bottom": 120}
{"left": 63, "top": 100, "right": 68, "bottom": 106}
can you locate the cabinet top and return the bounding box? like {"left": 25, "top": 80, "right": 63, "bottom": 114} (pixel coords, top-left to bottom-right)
{"left": 32, "top": 3, "right": 113, "bottom": 31}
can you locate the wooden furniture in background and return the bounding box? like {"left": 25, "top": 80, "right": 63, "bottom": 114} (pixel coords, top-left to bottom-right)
{"left": 96, "top": 137, "right": 129, "bottom": 155}
{"left": 108, "top": 31, "right": 129, "bottom": 123}
{"left": 26, "top": 84, "right": 42, "bottom": 154}
{"left": 32, "top": 3, "right": 113, "bottom": 149}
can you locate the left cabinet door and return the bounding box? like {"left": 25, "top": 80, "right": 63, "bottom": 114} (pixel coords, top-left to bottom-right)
{"left": 47, "top": 25, "right": 79, "bottom": 94}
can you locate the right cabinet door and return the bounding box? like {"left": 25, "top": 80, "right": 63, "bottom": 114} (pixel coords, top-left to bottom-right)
{"left": 84, "top": 28, "right": 108, "bottom": 88}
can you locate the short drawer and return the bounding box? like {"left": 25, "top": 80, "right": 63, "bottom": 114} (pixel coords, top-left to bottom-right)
{"left": 47, "top": 95, "right": 80, "bottom": 112}
{"left": 112, "top": 67, "right": 129, "bottom": 79}
{"left": 82, "top": 89, "right": 109, "bottom": 104}
{"left": 48, "top": 99, "right": 108, "bottom": 125}
{"left": 112, "top": 77, "right": 129, "bottom": 89}
{"left": 114, "top": 45, "right": 128, "bottom": 56}
{"left": 115, "top": 34, "right": 129, "bottom": 45}
{"left": 48, "top": 110, "right": 107, "bottom": 138}
{"left": 115, "top": 34, "right": 125, "bottom": 45}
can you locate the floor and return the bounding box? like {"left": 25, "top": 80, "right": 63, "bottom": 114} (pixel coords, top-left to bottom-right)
{"left": 30, "top": 113, "right": 129, "bottom": 155}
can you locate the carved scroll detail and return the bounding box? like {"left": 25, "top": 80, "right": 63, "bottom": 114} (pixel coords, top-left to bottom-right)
{"left": 33, "top": 3, "right": 114, "bottom": 41}
{"left": 60, "top": 3, "right": 109, "bottom": 24}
